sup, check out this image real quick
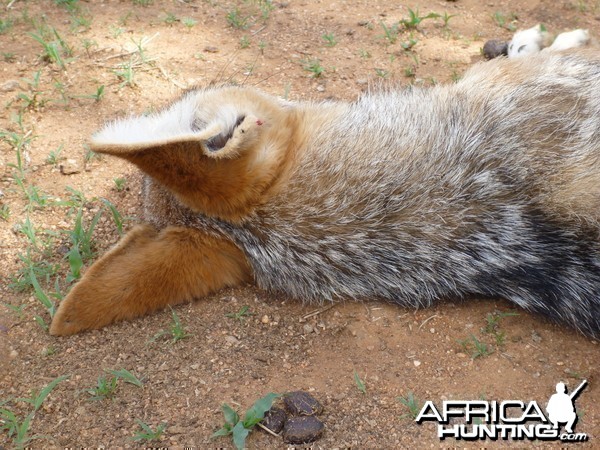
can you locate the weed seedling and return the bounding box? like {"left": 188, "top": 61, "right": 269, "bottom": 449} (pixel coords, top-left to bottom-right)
{"left": 65, "top": 206, "right": 103, "bottom": 262}
{"left": 75, "top": 85, "right": 105, "bottom": 102}
{"left": 100, "top": 198, "right": 126, "bottom": 235}
{"left": 459, "top": 334, "right": 493, "bottom": 359}
{"left": 492, "top": 11, "right": 518, "bottom": 31}
{"left": 114, "top": 61, "right": 136, "bottom": 88}
{"left": 404, "top": 66, "right": 416, "bottom": 78}
{"left": 482, "top": 310, "right": 518, "bottom": 348}
{"left": 441, "top": 12, "right": 456, "bottom": 28}
{"left": 133, "top": 420, "right": 167, "bottom": 442}
{"left": 398, "top": 391, "right": 421, "bottom": 419}
{"left": 86, "top": 375, "right": 119, "bottom": 401}
{"left": 239, "top": 35, "right": 251, "bottom": 49}
{"left": 257, "top": 0, "right": 275, "bottom": 20}
{"left": 374, "top": 68, "right": 389, "bottom": 78}
{"left": 483, "top": 311, "right": 519, "bottom": 334}
{"left": 0, "top": 204, "right": 10, "bottom": 221}
{"left": 1, "top": 375, "right": 69, "bottom": 448}
{"left": 1, "top": 127, "right": 35, "bottom": 179}
{"left": 400, "top": 8, "right": 440, "bottom": 29}
{"left": 212, "top": 393, "right": 279, "bottom": 450}
{"left": 226, "top": 8, "right": 250, "bottom": 29}
{"left": 302, "top": 59, "right": 325, "bottom": 77}
{"left": 29, "top": 25, "right": 73, "bottom": 69}
{"left": 113, "top": 177, "right": 127, "bottom": 191}
{"left": 379, "top": 21, "right": 399, "bottom": 44}
{"left": 353, "top": 370, "right": 367, "bottom": 394}
{"left": 107, "top": 368, "right": 144, "bottom": 387}
{"left": 10, "top": 251, "right": 61, "bottom": 293}
{"left": 84, "top": 144, "right": 102, "bottom": 163}
{"left": 258, "top": 40, "right": 267, "bottom": 54}
{"left": 0, "top": 17, "right": 14, "bottom": 34}
{"left": 225, "top": 305, "right": 253, "bottom": 322}
{"left": 401, "top": 37, "right": 418, "bottom": 51}
{"left": 152, "top": 310, "right": 191, "bottom": 343}
{"left": 182, "top": 17, "right": 198, "bottom": 30}
{"left": 3, "top": 52, "right": 17, "bottom": 62}
{"left": 359, "top": 48, "right": 371, "bottom": 59}
{"left": 322, "top": 32, "right": 337, "bottom": 47}
{"left": 45, "top": 144, "right": 64, "bottom": 165}
{"left": 17, "top": 375, "right": 70, "bottom": 411}
{"left": 30, "top": 269, "right": 57, "bottom": 329}
{"left": 163, "top": 12, "right": 178, "bottom": 26}
{"left": 54, "top": 0, "right": 79, "bottom": 11}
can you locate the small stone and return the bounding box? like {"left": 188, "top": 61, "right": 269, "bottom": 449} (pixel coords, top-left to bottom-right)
{"left": 531, "top": 330, "right": 542, "bottom": 343}
{"left": 282, "top": 416, "right": 324, "bottom": 444}
{"left": 204, "top": 46, "right": 219, "bottom": 53}
{"left": 59, "top": 159, "right": 82, "bottom": 175}
{"left": 413, "top": 360, "right": 421, "bottom": 367}
{"left": 1, "top": 80, "right": 20, "bottom": 92}
{"left": 483, "top": 40, "right": 508, "bottom": 60}
{"left": 9, "top": 349, "right": 18, "bottom": 359}
{"left": 261, "top": 406, "right": 287, "bottom": 434}
{"left": 302, "top": 324, "right": 314, "bottom": 334}
{"left": 224, "top": 335, "right": 239, "bottom": 345}
{"left": 283, "top": 391, "right": 323, "bottom": 416}
{"left": 261, "top": 315, "right": 270, "bottom": 324}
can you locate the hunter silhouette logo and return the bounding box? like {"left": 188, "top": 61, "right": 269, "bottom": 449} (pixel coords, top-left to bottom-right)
{"left": 546, "top": 380, "right": 587, "bottom": 434}
{"left": 415, "top": 380, "right": 589, "bottom": 442}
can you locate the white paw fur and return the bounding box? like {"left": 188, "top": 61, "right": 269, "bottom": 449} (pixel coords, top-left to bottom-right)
{"left": 508, "top": 25, "right": 550, "bottom": 58}
{"left": 548, "top": 29, "right": 590, "bottom": 51}
{"left": 508, "top": 25, "right": 591, "bottom": 58}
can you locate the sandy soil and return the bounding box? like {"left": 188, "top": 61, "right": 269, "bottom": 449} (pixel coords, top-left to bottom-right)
{"left": 1, "top": 0, "right": 599, "bottom": 448}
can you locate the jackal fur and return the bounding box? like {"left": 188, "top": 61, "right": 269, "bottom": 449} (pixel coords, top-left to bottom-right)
{"left": 50, "top": 47, "right": 600, "bottom": 337}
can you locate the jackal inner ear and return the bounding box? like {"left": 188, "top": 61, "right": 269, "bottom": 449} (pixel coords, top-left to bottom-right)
{"left": 205, "top": 115, "right": 246, "bottom": 152}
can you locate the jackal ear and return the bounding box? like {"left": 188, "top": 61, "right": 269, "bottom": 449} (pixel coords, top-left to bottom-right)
{"left": 91, "top": 114, "right": 262, "bottom": 162}
{"left": 90, "top": 92, "right": 263, "bottom": 161}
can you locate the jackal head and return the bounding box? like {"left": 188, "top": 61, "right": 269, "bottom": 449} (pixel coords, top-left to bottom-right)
{"left": 91, "top": 86, "right": 299, "bottom": 221}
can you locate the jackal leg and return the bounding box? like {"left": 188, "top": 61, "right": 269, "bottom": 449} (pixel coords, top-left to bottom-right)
{"left": 49, "top": 224, "right": 251, "bottom": 336}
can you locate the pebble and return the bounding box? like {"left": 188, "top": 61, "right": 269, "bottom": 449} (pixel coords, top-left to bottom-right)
{"left": 413, "top": 360, "right": 421, "bottom": 367}
{"left": 303, "top": 324, "right": 314, "bottom": 334}
{"left": 60, "top": 159, "right": 82, "bottom": 175}
{"left": 261, "top": 315, "right": 270, "bottom": 324}
{"left": 224, "top": 335, "right": 240, "bottom": 345}
{"left": 1, "top": 80, "right": 20, "bottom": 92}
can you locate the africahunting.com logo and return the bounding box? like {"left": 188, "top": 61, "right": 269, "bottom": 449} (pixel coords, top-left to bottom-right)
{"left": 415, "top": 380, "right": 588, "bottom": 442}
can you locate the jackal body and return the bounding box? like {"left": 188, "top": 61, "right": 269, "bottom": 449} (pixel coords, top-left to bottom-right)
{"left": 50, "top": 49, "right": 600, "bottom": 337}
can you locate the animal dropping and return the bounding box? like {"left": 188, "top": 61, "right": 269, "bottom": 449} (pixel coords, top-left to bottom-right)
{"left": 50, "top": 29, "right": 600, "bottom": 338}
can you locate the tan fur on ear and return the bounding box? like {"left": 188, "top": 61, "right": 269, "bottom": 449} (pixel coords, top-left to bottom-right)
{"left": 49, "top": 225, "right": 251, "bottom": 336}
{"left": 91, "top": 112, "right": 301, "bottom": 222}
